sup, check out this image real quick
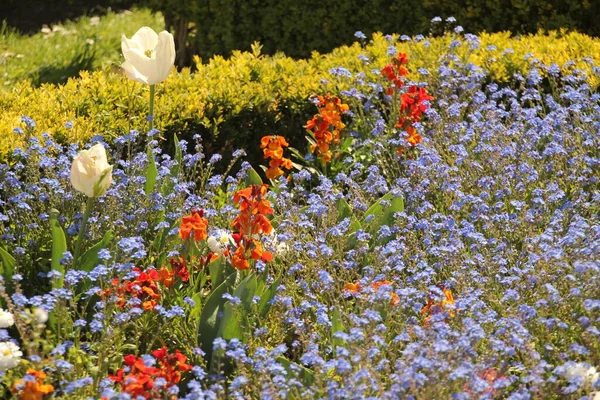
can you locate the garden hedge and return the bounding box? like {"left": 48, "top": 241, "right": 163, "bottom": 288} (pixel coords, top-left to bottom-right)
{"left": 145, "top": 0, "right": 600, "bottom": 61}
{"left": 2, "top": 31, "right": 599, "bottom": 168}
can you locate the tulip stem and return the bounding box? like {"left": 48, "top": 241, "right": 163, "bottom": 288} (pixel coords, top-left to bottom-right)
{"left": 74, "top": 197, "right": 95, "bottom": 266}
{"left": 148, "top": 84, "right": 155, "bottom": 132}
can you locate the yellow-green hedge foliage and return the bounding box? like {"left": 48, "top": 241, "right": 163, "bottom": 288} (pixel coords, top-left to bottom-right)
{"left": 1, "top": 31, "right": 598, "bottom": 161}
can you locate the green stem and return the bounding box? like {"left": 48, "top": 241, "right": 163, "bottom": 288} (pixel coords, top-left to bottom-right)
{"left": 148, "top": 84, "right": 155, "bottom": 132}
{"left": 73, "top": 196, "right": 95, "bottom": 265}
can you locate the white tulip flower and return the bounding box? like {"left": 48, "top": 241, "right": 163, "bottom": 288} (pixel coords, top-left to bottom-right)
{"left": 121, "top": 26, "right": 175, "bottom": 85}
{"left": 70, "top": 143, "right": 113, "bottom": 198}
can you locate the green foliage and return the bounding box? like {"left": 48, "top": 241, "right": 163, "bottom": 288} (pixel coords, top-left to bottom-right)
{"left": 197, "top": 272, "right": 237, "bottom": 368}
{"left": 147, "top": 0, "right": 599, "bottom": 61}
{"left": 0, "top": 8, "right": 162, "bottom": 87}
{"left": 49, "top": 209, "right": 67, "bottom": 289}
{"left": 77, "top": 230, "right": 114, "bottom": 272}
{"left": 0, "top": 27, "right": 599, "bottom": 171}
{"left": 423, "top": 0, "right": 598, "bottom": 37}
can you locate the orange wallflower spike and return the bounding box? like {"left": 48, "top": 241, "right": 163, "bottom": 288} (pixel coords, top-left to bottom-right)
{"left": 179, "top": 210, "right": 208, "bottom": 241}
{"left": 13, "top": 369, "right": 54, "bottom": 400}
{"left": 231, "top": 246, "right": 249, "bottom": 270}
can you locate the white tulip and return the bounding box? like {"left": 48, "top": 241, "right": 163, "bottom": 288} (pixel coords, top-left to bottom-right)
{"left": 70, "top": 144, "right": 113, "bottom": 198}
{"left": 121, "top": 26, "right": 175, "bottom": 85}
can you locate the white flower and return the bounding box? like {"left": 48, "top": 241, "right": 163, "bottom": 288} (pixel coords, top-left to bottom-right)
{"left": 70, "top": 143, "right": 113, "bottom": 198}
{"left": 33, "top": 308, "right": 48, "bottom": 324}
{"left": 207, "top": 230, "right": 234, "bottom": 255}
{"left": 0, "top": 342, "right": 22, "bottom": 371}
{"left": 121, "top": 26, "right": 175, "bottom": 85}
{"left": 564, "top": 362, "right": 599, "bottom": 388}
{"left": 0, "top": 309, "right": 14, "bottom": 328}
{"left": 265, "top": 229, "right": 289, "bottom": 255}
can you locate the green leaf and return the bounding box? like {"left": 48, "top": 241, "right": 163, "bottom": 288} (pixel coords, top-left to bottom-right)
{"left": 197, "top": 272, "right": 236, "bottom": 364}
{"left": 160, "top": 134, "right": 182, "bottom": 197}
{"left": 233, "top": 273, "right": 257, "bottom": 312}
{"left": 50, "top": 209, "right": 67, "bottom": 289}
{"left": 336, "top": 197, "right": 353, "bottom": 221}
{"left": 276, "top": 357, "right": 315, "bottom": 386}
{"left": 363, "top": 191, "right": 404, "bottom": 232}
{"left": 331, "top": 306, "right": 345, "bottom": 354}
{"left": 217, "top": 302, "right": 242, "bottom": 341}
{"left": 172, "top": 133, "right": 183, "bottom": 178}
{"left": 77, "top": 230, "right": 114, "bottom": 272}
{"left": 245, "top": 167, "right": 263, "bottom": 187}
{"left": 208, "top": 256, "right": 226, "bottom": 289}
{"left": 362, "top": 192, "right": 393, "bottom": 222}
{"left": 216, "top": 274, "right": 257, "bottom": 343}
{"left": 189, "top": 293, "right": 203, "bottom": 322}
{"left": 336, "top": 197, "right": 361, "bottom": 233}
{"left": 0, "top": 247, "right": 15, "bottom": 278}
{"left": 144, "top": 146, "right": 158, "bottom": 195}
{"left": 258, "top": 275, "right": 281, "bottom": 318}
{"left": 379, "top": 193, "right": 404, "bottom": 228}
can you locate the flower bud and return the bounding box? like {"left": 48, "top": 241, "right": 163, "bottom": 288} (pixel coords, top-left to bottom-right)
{"left": 70, "top": 143, "right": 113, "bottom": 197}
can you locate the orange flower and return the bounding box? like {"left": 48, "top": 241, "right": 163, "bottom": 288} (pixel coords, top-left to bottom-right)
{"left": 421, "top": 288, "right": 456, "bottom": 325}
{"left": 344, "top": 282, "right": 361, "bottom": 294}
{"left": 231, "top": 245, "right": 249, "bottom": 270}
{"left": 250, "top": 240, "right": 273, "bottom": 262}
{"left": 98, "top": 267, "right": 171, "bottom": 311}
{"left": 261, "top": 135, "right": 293, "bottom": 179}
{"left": 110, "top": 348, "right": 192, "bottom": 399}
{"left": 229, "top": 185, "right": 276, "bottom": 270}
{"left": 371, "top": 280, "right": 400, "bottom": 306}
{"left": 381, "top": 52, "right": 434, "bottom": 155}
{"left": 232, "top": 185, "right": 273, "bottom": 236}
{"left": 345, "top": 280, "right": 399, "bottom": 306}
{"left": 179, "top": 209, "right": 208, "bottom": 241}
{"left": 13, "top": 369, "right": 54, "bottom": 400}
{"left": 305, "top": 94, "right": 349, "bottom": 163}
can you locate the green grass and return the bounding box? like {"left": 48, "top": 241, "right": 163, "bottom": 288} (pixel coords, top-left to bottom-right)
{"left": 0, "top": 8, "right": 163, "bottom": 89}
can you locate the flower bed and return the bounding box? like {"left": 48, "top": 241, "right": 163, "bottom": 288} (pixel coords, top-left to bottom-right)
{"left": 0, "top": 25, "right": 598, "bottom": 399}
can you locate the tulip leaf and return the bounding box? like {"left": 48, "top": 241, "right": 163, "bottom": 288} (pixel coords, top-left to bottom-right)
{"left": 276, "top": 357, "right": 315, "bottom": 386}
{"left": 245, "top": 167, "right": 263, "bottom": 187}
{"left": 144, "top": 146, "right": 158, "bottom": 195}
{"left": 188, "top": 293, "right": 203, "bottom": 322}
{"left": 77, "top": 230, "right": 114, "bottom": 272}
{"left": 172, "top": 133, "right": 183, "bottom": 178}
{"left": 217, "top": 302, "right": 242, "bottom": 342}
{"left": 336, "top": 197, "right": 361, "bottom": 234}
{"left": 234, "top": 273, "right": 257, "bottom": 313}
{"left": 49, "top": 210, "right": 67, "bottom": 289}
{"left": 362, "top": 192, "right": 393, "bottom": 222}
{"left": 216, "top": 275, "right": 254, "bottom": 337}
{"left": 258, "top": 275, "right": 281, "bottom": 318}
{"left": 363, "top": 191, "right": 404, "bottom": 231}
{"left": 197, "top": 272, "right": 236, "bottom": 365}
{"left": 331, "top": 306, "right": 345, "bottom": 355}
{"left": 379, "top": 193, "right": 404, "bottom": 228}
{"left": 208, "top": 256, "right": 227, "bottom": 289}
{"left": 0, "top": 247, "right": 15, "bottom": 279}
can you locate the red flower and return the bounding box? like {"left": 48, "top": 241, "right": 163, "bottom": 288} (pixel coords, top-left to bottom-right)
{"left": 110, "top": 348, "right": 192, "bottom": 399}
